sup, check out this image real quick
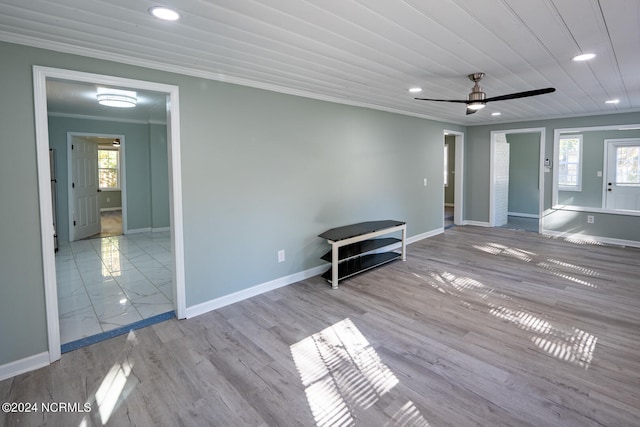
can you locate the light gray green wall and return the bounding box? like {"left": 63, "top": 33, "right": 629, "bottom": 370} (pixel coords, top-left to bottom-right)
{"left": 149, "top": 124, "right": 170, "bottom": 229}
{"left": 48, "top": 116, "right": 169, "bottom": 242}
{"left": 557, "top": 129, "right": 640, "bottom": 208}
{"left": 0, "top": 41, "right": 462, "bottom": 366}
{"left": 506, "top": 133, "right": 539, "bottom": 216}
{"left": 465, "top": 112, "right": 640, "bottom": 242}
{"left": 99, "top": 191, "right": 121, "bottom": 209}
{"left": 0, "top": 43, "right": 48, "bottom": 365}
{"left": 180, "top": 86, "right": 460, "bottom": 304}
{"left": 444, "top": 135, "right": 455, "bottom": 205}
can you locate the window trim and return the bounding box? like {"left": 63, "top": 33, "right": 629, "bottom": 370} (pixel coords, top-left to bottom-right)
{"left": 98, "top": 146, "right": 120, "bottom": 190}
{"left": 558, "top": 134, "right": 583, "bottom": 192}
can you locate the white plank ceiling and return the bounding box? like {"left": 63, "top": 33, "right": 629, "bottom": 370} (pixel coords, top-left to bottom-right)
{"left": 0, "top": 0, "right": 638, "bottom": 124}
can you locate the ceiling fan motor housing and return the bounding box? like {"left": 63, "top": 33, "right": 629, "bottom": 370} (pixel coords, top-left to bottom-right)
{"left": 467, "top": 73, "right": 486, "bottom": 102}
{"left": 467, "top": 90, "right": 486, "bottom": 102}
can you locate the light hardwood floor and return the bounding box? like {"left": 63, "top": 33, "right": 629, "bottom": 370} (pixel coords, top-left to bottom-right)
{"left": 2, "top": 226, "right": 639, "bottom": 426}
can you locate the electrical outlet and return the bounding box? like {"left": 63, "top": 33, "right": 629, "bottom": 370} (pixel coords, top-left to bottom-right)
{"left": 277, "top": 249, "right": 285, "bottom": 263}
{"left": 587, "top": 215, "right": 595, "bottom": 224}
{"left": 423, "top": 178, "right": 428, "bottom": 186}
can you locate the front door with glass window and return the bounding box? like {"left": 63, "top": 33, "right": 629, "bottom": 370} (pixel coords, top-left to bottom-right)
{"left": 604, "top": 139, "right": 640, "bottom": 211}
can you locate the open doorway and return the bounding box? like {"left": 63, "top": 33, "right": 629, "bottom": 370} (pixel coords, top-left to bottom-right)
{"left": 67, "top": 133, "right": 126, "bottom": 241}
{"left": 490, "top": 128, "right": 545, "bottom": 232}
{"left": 443, "top": 130, "right": 464, "bottom": 228}
{"left": 444, "top": 134, "right": 455, "bottom": 229}
{"left": 34, "top": 66, "right": 186, "bottom": 364}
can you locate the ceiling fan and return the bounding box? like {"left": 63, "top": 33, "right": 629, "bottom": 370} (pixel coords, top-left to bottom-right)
{"left": 415, "top": 73, "right": 556, "bottom": 115}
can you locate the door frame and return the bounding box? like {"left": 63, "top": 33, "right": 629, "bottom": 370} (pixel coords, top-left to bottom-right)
{"left": 603, "top": 138, "right": 640, "bottom": 210}
{"left": 490, "top": 127, "right": 545, "bottom": 231}
{"left": 33, "top": 66, "right": 186, "bottom": 363}
{"left": 68, "top": 132, "right": 128, "bottom": 241}
{"left": 443, "top": 130, "right": 464, "bottom": 226}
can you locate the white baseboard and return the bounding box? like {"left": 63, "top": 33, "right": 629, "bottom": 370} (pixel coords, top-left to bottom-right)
{"left": 408, "top": 228, "right": 443, "bottom": 243}
{"left": 100, "top": 207, "right": 122, "bottom": 212}
{"left": 463, "top": 220, "right": 491, "bottom": 227}
{"left": 127, "top": 227, "right": 169, "bottom": 234}
{"left": 0, "top": 351, "right": 49, "bottom": 381}
{"left": 508, "top": 212, "right": 539, "bottom": 218}
{"left": 542, "top": 230, "right": 640, "bottom": 249}
{"left": 126, "top": 227, "right": 152, "bottom": 234}
{"left": 185, "top": 264, "right": 328, "bottom": 319}
{"left": 185, "top": 228, "right": 442, "bottom": 320}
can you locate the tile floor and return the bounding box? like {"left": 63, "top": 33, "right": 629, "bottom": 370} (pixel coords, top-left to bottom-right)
{"left": 501, "top": 215, "right": 539, "bottom": 232}
{"left": 445, "top": 206, "right": 454, "bottom": 229}
{"left": 55, "top": 231, "right": 174, "bottom": 345}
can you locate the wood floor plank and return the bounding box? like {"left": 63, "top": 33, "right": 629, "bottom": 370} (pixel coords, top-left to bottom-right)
{"left": 2, "top": 226, "right": 639, "bottom": 426}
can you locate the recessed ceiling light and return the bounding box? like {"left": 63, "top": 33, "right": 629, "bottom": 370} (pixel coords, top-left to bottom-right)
{"left": 605, "top": 99, "right": 619, "bottom": 104}
{"left": 408, "top": 87, "right": 422, "bottom": 93}
{"left": 149, "top": 6, "right": 180, "bottom": 21}
{"left": 572, "top": 53, "right": 596, "bottom": 61}
{"left": 491, "top": 112, "right": 501, "bottom": 116}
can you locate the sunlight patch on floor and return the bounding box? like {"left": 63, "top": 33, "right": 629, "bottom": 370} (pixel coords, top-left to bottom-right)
{"left": 80, "top": 330, "right": 140, "bottom": 426}
{"left": 291, "top": 318, "right": 428, "bottom": 426}
{"left": 413, "top": 268, "right": 598, "bottom": 370}
{"left": 537, "top": 258, "right": 598, "bottom": 288}
{"left": 473, "top": 241, "right": 598, "bottom": 288}
{"left": 389, "top": 400, "right": 431, "bottom": 426}
{"left": 473, "top": 243, "right": 536, "bottom": 262}
{"left": 531, "top": 329, "right": 597, "bottom": 368}
{"left": 489, "top": 305, "right": 597, "bottom": 369}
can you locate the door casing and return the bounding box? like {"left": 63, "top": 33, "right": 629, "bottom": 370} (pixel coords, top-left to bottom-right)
{"left": 33, "top": 66, "right": 186, "bottom": 364}
{"left": 603, "top": 138, "right": 640, "bottom": 211}
{"left": 490, "top": 127, "right": 545, "bottom": 231}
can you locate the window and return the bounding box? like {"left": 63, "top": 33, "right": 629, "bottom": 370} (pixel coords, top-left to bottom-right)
{"left": 444, "top": 143, "right": 449, "bottom": 187}
{"left": 615, "top": 145, "right": 640, "bottom": 186}
{"left": 558, "top": 135, "right": 582, "bottom": 191}
{"left": 98, "top": 148, "right": 119, "bottom": 189}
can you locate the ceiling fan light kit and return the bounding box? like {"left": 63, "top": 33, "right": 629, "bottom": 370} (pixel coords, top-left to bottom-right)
{"left": 415, "top": 72, "right": 555, "bottom": 115}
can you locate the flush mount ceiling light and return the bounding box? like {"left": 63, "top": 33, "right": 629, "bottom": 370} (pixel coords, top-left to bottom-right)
{"left": 96, "top": 88, "right": 137, "bottom": 108}
{"left": 572, "top": 53, "right": 596, "bottom": 61}
{"left": 605, "top": 99, "right": 620, "bottom": 104}
{"left": 149, "top": 6, "right": 180, "bottom": 21}
{"left": 408, "top": 87, "right": 422, "bottom": 93}
{"left": 491, "top": 112, "right": 501, "bottom": 116}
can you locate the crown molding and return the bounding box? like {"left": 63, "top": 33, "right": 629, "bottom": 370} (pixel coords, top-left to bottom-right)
{"left": 47, "top": 111, "right": 166, "bottom": 125}
{"left": 0, "top": 32, "right": 462, "bottom": 126}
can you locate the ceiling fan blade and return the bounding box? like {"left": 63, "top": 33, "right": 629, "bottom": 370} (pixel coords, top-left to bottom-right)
{"left": 414, "top": 98, "right": 469, "bottom": 103}
{"left": 484, "top": 87, "right": 555, "bottom": 103}
{"left": 466, "top": 107, "right": 477, "bottom": 115}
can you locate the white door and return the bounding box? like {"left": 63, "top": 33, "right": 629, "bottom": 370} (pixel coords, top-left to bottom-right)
{"left": 71, "top": 136, "right": 100, "bottom": 240}
{"left": 604, "top": 139, "right": 640, "bottom": 211}
{"left": 492, "top": 133, "right": 510, "bottom": 226}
